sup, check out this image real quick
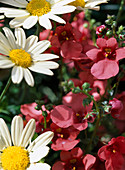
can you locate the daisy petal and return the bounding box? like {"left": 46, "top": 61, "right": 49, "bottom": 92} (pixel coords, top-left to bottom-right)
{"left": 25, "top": 35, "right": 38, "bottom": 52}
{"left": 28, "top": 131, "right": 54, "bottom": 151}
{"left": 27, "top": 163, "right": 51, "bottom": 170}
{"left": 0, "top": 56, "right": 14, "bottom": 68}
{"left": 29, "top": 64, "right": 54, "bottom": 76}
{"left": 33, "top": 54, "right": 59, "bottom": 61}
{"left": 29, "top": 146, "right": 50, "bottom": 163}
{"left": 0, "top": 135, "right": 7, "bottom": 151}
{"left": 3, "top": 27, "right": 17, "bottom": 49}
{"left": 0, "top": 118, "right": 11, "bottom": 147}
{"left": 0, "top": 42, "right": 10, "bottom": 55}
{"left": 19, "top": 119, "right": 35, "bottom": 147}
{"left": 32, "top": 61, "right": 59, "bottom": 69}
{"left": 28, "top": 40, "right": 50, "bottom": 54}
{"left": 0, "top": 32, "right": 11, "bottom": 50}
{"left": 11, "top": 116, "right": 23, "bottom": 146}
{"left": 0, "top": 0, "right": 27, "bottom": 8}
{"left": 23, "top": 16, "right": 38, "bottom": 29}
{"left": 11, "top": 66, "right": 23, "bottom": 84}
{"left": 47, "top": 14, "right": 65, "bottom": 24}
{"left": 52, "top": 0, "right": 75, "bottom": 8}
{"left": 15, "top": 28, "right": 26, "bottom": 49}
{"left": 23, "top": 68, "right": 34, "bottom": 87}
{"left": 39, "top": 15, "right": 52, "bottom": 30}
{"left": 51, "top": 5, "right": 76, "bottom": 14}
{"left": 10, "top": 16, "right": 29, "bottom": 28}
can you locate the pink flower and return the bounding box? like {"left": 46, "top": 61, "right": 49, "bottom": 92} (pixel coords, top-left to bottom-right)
{"left": 52, "top": 147, "right": 96, "bottom": 170}
{"left": 50, "top": 123, "right": 80, "bottom": 151}
{"left": 86, "top": 38, "right": 125, "bottom": 79}
{"left": 98, "top": 136, "right": 125, "bottom": 170}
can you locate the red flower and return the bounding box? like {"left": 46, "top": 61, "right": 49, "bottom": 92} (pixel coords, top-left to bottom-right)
{"left": 109, "top": 98, "right": 123, "bottom": 119}
{"left": 98, "top": 136, "right": 125, "bottom": 170}
{"left": 50, "top": 123, "right": 80, "bottom": 151}
{"left": 52, "top": 147, "right": 96, "bottom": 170}
{"left": 51, "top": 23, "right": 82, "bottom": 59}
{"left": 86, "top": 38, "right": 125, "bottom": 79}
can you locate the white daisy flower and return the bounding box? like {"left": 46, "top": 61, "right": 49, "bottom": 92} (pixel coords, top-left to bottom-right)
{"left": 0, "top": 116, "right": 54, "bottom": 170}
{"left": 0, "top": 27, "right": 59, "bottom": 86}
{"left": 69, "top": 0, "right": 109, "bottom": 11}
{"left": 0, "top": 0, "right": 76, "bottom": 29}
{"left": 0, "top": 15, "right": 4, "bottom": 19}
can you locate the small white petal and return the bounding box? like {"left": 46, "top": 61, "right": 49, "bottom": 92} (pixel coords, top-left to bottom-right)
{"left": 52, "top": 0, "right": 75, "bottom": 8}
{"left": 28, "top": 131, "right": 54, "bottom": 152}
{"left": 11, "top": 116, "right": 23, "bottom": 146}
{"left": 0, "top": 32, "right": 11, "bottom": 50}
{"left": 23, "top": 68, "right": 34, "bottom": 87}
{"left": 0, "top": 135, "right": 6, "bottom": 151}
{"left": 29, "top": 64, "right": 54, "bottom": 76}
{"left": 11, "top": 66, "right": 23, "bottom": 84}
{"left": 32, "top": 61, "right": 59, "bottom": 69}
{"left": 28, "top": 40, "right": 50, "bottom": 54}
{"left": 27, "top": 163, "right": 51, "bottom": 170}
{"left": 48, "top": 13, "right": 65, "bottom": 24}
{"left": 0, "top": 118, "right": 11, "bottom": 147}
{"left": 19, "top": 119, "right": 35, "bottom": 148}
{"left": 0, "top": 56, "right": 14, "bottom": 69}
{"left": 0, "top": 42, "right": 10, "bottom": 55}
{"left": 51, "top": 5, "right": 76, "bottom": 14}
{"left": 3, "top": 27, "right": 17, "bottom": 49}
{"left": 15, "top": 28, "right": 26, "bottom": 49}
{"left": 23, "top": 16, "right": 38, "bottom": 29}
{"left": 25, "top": 35, "right": 38, "bottom": 52}
{"left": 39, "top": 15, "right": 52, "bottom": 30}
{"left": 32, "top": 54, "right": 59, "bottom": 61}
{"left": 10, "top": 16, "right": 29, "bottom": 28}
{"left": 29, "top": 146, "right": 49, "bottom": 163}
{"left": 0, "top": 0, "right": 27, "bottom": 8}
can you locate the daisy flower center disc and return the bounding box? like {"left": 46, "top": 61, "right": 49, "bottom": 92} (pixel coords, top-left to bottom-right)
{"left": 1, "top": 146, "right": 30, "bottom": 170}
{"left": 9, "top": 49, "right": 32, "bottom": 68}
{"left": 69, "top": 0, "right": 85, "bottom": 8}
{"left": 26, "top": 0, "right": 51, "bottom": 16}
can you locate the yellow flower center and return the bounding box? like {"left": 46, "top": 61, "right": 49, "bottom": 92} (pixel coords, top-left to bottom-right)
{"left": 69, "top": 0, "right": 85, "bottom": 8}
{"left": 1, "top": 146, "right": 30, "bottom": 170}
{"left": 9, "top": 49, "right": 32, "bottom": 68}
{"left": 26, "top": 0, "right": 51, "bottom": 16}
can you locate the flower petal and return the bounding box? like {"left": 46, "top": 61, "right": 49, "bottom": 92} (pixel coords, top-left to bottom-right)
{"left": 32, "top": 54, "right": 59, "bottom": 61}
{"left": 28, "top": 40, "right": 50, "bottom": 54}
{"left": 48, "top": 14, "right": 65, "bottom": 24}
{"left": 0, "top": 32, "right": 11, "bottom": 50}
{"left": 51, "top": 5, "right": 76, "bottom": 14}
{"left": 23, "top": 16, "right": 38, "bottom": 29}
{"left": 0, "top": 135, "right": 7, "bottom": 151}
{"left": 15, "top": 28, "right": 26, "bottom": 49}
{"left": 29, "top": 146, "right": 49, "bottom": 163}
{"left": 11, "top": 66, "right": 24, "bottom": 84}
{"left": 10, "top": 16, "right": 29, "bottom": 28}
{"left": 23, "top": 68, "right": 34, "bottom": 87}
{"left": 0, "top": 118, "right": 11, "bottom": 147}
{"left": 3, "top": 27, "right": 17, "bottom": 49}
{"left": 0, "top": 56, "right": 14, "bottom": 68}
{"left": 19, "top": 119, "right": 35, "bottom": 147}
{"left": 28, "top": 131, "right": 54, "bottom": 152}
{"left": 27, "top": 163, "right": 51, "bottom": 170}
{"left": 25, "top": 35, "right": 38, "bottom": 52}
{"left": 11, "top": 116, "right": 23, "bottom": 146}
{"left": 39, "top": 15, "right": 52, "bottom": 30}
{"left": 0, "top": 0, "right": 27, "bottom": 8}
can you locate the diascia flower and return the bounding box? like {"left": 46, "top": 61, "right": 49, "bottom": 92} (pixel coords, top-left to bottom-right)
{"left": 86, "top": 38, "right": 125, "bottom": 79}
{"left": 0, "top": 0, "right": 76, "bottom": 29}
{"left": 0, "top": 116, "right": 54, "bottom": 170}
{"left": 0, "top": 27, "right": 59, "bottom": 86}
{"left": 69, "top": 0, "right": 108, "bottom": 11}
{"left": 98, "top": 136, "right": 125, "bottom": 170}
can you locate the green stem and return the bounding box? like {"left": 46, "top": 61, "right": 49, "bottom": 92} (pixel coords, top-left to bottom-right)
{"left": 35, "top": 23, "right": 41, "bottom": 38}
{"left": 116, "top": 0, "right": 124, "bottom": 25}
{"left": 0, "top": 77, "right": 11, "bottom": 103}
{"left": 44, "top": 117, "right": 47, "bottom": 129}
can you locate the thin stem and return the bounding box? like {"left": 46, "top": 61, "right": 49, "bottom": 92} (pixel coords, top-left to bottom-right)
{"left": 35, "top": 23, "right": 41, "bottom": 38}
{"left": 116, "top": 0, "right": 124, "bottom": 25}
{"left": 0, "top": 77, "right": 11, "bottom": 103}
{"left": 44, "top": 117, "right": 47, "bottom": 129}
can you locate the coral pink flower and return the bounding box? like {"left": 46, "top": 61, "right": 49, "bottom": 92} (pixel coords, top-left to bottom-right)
{"left": 50, "top": 123, "right": 80, "bottom": 151}
{"left": 86, "top": 38, "right": 125, "bottom": 79}
{"left": 98, "top": 136, "right": 125, "bottom": 170}
{"left": 51, "top": 23, "right": 82, "bottom": 59}
{"left": 52, "top": 147, "right": 96, "bottom": 170}
{"left": 21, "top": 103, "right": 50, "bottom": 133}
{"left": 109, "top": 98, "right": 123, "bottom": 118}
